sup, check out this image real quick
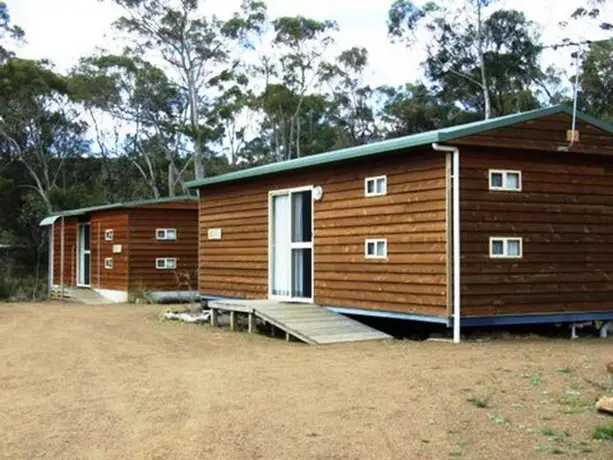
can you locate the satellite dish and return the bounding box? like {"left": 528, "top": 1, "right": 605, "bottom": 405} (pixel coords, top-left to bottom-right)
{"left": 313, "top": 186, "right": 323, "bottom": 201}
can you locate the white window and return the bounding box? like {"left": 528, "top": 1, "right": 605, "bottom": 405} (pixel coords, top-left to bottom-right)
{"left": 156, "top": 257, "right": 177, "bottom": 270}
{"left": 489, "top": 237, "right": 523, "bottom": 259}
{"left": 105, "top": 229, "right": 114, "bottom": 241}
{"left": 156, "top": 228, "right": 177, "bottom": 240}
{"left": 365, "top": 239, "right": 387, "bottom": 259}
{"left": 365, "top": 176, "right": 387, "bottom": 197}
{"left": 104, "top": 258, "right": 113, "bottom": 269}
{"left": 489, "top": 170, "right": 521, "bottom": 191}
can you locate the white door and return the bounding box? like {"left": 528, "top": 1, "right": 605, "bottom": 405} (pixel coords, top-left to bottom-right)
{"left": 270, "top": 187, "right": 313, "bottom": 302}
{"left": 77, "top": 224, "right": 91, "bottom": 287}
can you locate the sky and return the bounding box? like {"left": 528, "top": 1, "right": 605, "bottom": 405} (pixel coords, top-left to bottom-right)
{"left": 7, "top": 0, "right": 612, "bottom": 92}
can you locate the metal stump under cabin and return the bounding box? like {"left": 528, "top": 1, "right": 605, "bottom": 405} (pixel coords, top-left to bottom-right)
{"left": 208, "top": 299, "right": 392, "bottom": 345}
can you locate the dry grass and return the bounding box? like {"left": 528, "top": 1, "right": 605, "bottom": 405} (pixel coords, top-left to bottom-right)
{"left": 1, "top": 302, "right": 612, "bottom": 459}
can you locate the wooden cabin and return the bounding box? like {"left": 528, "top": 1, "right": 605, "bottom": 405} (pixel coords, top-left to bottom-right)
{"left": 186, "top": 106, "right": 613, "bottom": 338}
{"left": 40, "top": 196, "right": 198, "bottom": 303}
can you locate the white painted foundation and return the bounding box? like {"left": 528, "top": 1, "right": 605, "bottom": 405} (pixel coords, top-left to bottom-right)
{"left": 94, "top": 288, "right": 129, "bottom": 303}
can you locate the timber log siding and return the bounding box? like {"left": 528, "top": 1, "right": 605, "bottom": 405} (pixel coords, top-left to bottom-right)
{"left": 198, "top": 151, "right": 450, "bottom": 316}
{"left": 460, "top": 148, "right": 613, "bottom": 317}
{"left": 52, "top": 217, "right": 78, "bottom": 286}
{"left": 90, "top": 211, "right": 130, "bottom": 291}
{"left": 128, "top": 208, "right": 198, "bottom": 292}
{"left": 51, "top": 207, "right": 198, "bottom": 293}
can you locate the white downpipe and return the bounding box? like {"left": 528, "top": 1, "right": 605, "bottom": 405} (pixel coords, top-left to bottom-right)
{"left": 48, "top": 223, "right": 54, "bottom": 294}
{"left": 432, "top": 143, "right": 461, "bottom": 344}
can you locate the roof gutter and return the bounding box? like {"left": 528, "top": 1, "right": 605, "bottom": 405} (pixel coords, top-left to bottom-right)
{"left": 432, "top": 143, "right": 461, "bottom": 344}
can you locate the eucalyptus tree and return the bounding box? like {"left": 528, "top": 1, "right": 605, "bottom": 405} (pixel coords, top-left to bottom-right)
{"left": 388, "top": 1, "right": 553, "bottom": 118}
{"left": 0, "top": 58, "right": 87, "bottom": 212}
{"left": 252, "top": 16, "right": 338, "bottom": 161}
{"left": 320, "top": 47, "right": 377, "bottom": 147}
{"left": 0, "top": 1, "right": 23, "bottom": 63}
{"left": 71, "top": 54, "right": 189, "bottom": 197}
{"left": 104, "top": 0, "right": 267, "bottom": 179}
{"left": 375, "top": 83, "right": 474, "bottom": 138}
{"left": 578, "top": 40, "right": 613, "bottom": 121}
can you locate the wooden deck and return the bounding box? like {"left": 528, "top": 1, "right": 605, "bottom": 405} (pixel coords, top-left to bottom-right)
{"left": 208, "top": 299, "right": 392, "bottom": 345}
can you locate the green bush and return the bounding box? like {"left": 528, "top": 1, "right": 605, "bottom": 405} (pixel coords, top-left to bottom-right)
{"left": 0, "top": 275, "right": 47, "bottom": 301}
{"left": 593, "top": 423, "right": 613, "bottom": 441}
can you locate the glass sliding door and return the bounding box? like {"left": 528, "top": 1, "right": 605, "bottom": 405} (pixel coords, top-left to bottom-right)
{"left": 271, "top": 194, "right": 291, "bottom": 297}
{"left": 270, "top": 188, "right": 313, "bottom": 302}
{"left": 290, "top": 190, "right": 313, "bottom": 299}
{"left": 77, "top": 224, "right": 91, "bottom": 286}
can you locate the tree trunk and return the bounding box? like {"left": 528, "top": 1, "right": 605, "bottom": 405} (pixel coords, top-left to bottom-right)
{"left": 296, "top": 117, "right": 301, "bottom": 158}
{"left": 288, "top": 117, "right": 295, "bottom": 160}
{"left": 167, "top": 162, "right": 175, "bottom": 197}
{"left": 477, "top": 1, "right": 491, "bottom": 119}
{"left": 187, "top": 73, "right": 204, "bottom": 179}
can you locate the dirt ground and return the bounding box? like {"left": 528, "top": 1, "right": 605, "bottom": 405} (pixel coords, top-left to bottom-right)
{"left": 1, "top": 303, "right": 612, "bottom": 459}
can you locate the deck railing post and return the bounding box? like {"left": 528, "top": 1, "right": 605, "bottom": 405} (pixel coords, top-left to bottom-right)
{"left": 230, "top": 311, "right": 237, "bottom": 331}
{"left": 248, "top": 312, "right": 256, "bottom": 334}
{"left": 210, "top": 308, "right": 218, "bottom": 327}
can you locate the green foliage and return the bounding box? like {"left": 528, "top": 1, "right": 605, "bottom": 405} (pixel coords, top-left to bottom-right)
{"left": 1, "top": 0, "right": 611, "bottom": 299}
{"left": 387, "top": 1, "right": 564, "bottom": 118}
{"left": 593, "top": 423, "right": 613, "bottom": 441}
{"left": 377, "top": 83, "right": 476, "bottom": 137}
{"left": 0, "top": 1, "right": 24, "bottom": 62}
{"left": 0, "top": 275, "right": 47, "bottom": 302}
{"left": 467, "top": 395, "right": 490, "bottom": 408}
{"left": 579, "top": 41, "right": 613, "bottom": 123}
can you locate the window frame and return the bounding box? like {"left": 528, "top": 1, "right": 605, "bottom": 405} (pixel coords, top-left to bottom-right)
{"left": 488, "top": 169, "right": 522, "bottom": 192}
{"left": 104, "top": 229, "right": 114, "bottom": 241}
{"left": 489, "top": 237, "right": 523, "bottom": 259}
{"left": 155, "top": 257, "right": 177, "bottom": 270}
{"left": 104, "top": 257, "right": 113, "bottom": 270}
{"left": 156, "top": 228, "right": 177, "bottom": 241}
{"left": 365, "top": 238, "right": 388, "bottom": 259}
{"left": 364, "top": 175, "right": 387, "bottom": 197}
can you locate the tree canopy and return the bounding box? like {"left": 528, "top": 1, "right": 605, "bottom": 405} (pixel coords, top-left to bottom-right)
{"left": 0, "top": 0, "right": 610, "bottom": 288}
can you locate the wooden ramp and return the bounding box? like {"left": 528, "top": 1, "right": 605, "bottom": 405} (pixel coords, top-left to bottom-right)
{"left": 208, "top": 299, "right": 392, "bottom": 345}
{"left": 50, "top": 287, "right": 114, "bottom": 305}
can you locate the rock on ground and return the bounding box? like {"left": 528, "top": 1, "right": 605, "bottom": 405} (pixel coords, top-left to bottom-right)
{"left": 596, "top": 396, "right": 613, "bottom": 415}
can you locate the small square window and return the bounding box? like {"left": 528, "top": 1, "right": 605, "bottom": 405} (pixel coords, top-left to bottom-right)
{"left": 365, "top": 176, "right": 387, "bottom": 197}
{"left": 491, "top": 240, "right": 504, "bottom": 256}
{"left": 365, "top": 239, "right": 387, "bottom": 259}
{"left": 155, "top": 257, "right": 177, "bottom": 270}
{"left": 489, "top": 170, "right": 522, "bottom": 191}
{"left": 507, "top": 240, "right": 521, "bottom": 257}
{"left": 506, "top": 172, "right": 520, "bottom": 190}
{"left": 490, "top": 237, "right": 522, "bottom": 259}
{"left": 490, "top": 172, "right": 503, "bottom": 188}
{"left": 104, "top": 257, "right": 113, "bottom": 269}
{"left": 156, "top": 228, "right": 177, "bottom": 240}
{"left": 105, "top": 229, "right": 114, "bottom": 241}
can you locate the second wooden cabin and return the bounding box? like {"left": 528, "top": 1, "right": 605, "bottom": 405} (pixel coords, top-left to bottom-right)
{"left": 40, "top": 196, "right": 198, "bottom": 303}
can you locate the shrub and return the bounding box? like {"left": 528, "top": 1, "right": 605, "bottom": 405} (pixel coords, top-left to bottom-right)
{"left": 593, "top": 423, "right": 613, "bottom": 441}
{"left": 0, "top": 275, "right": 47, "bottom": 301}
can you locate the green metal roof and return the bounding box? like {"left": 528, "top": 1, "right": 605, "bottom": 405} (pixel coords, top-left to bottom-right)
{"left": 186, "top": 105, "right": 613, "bottom": 189}
{"left": 40, "top": 195, "right": 197, "bottom": 225}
